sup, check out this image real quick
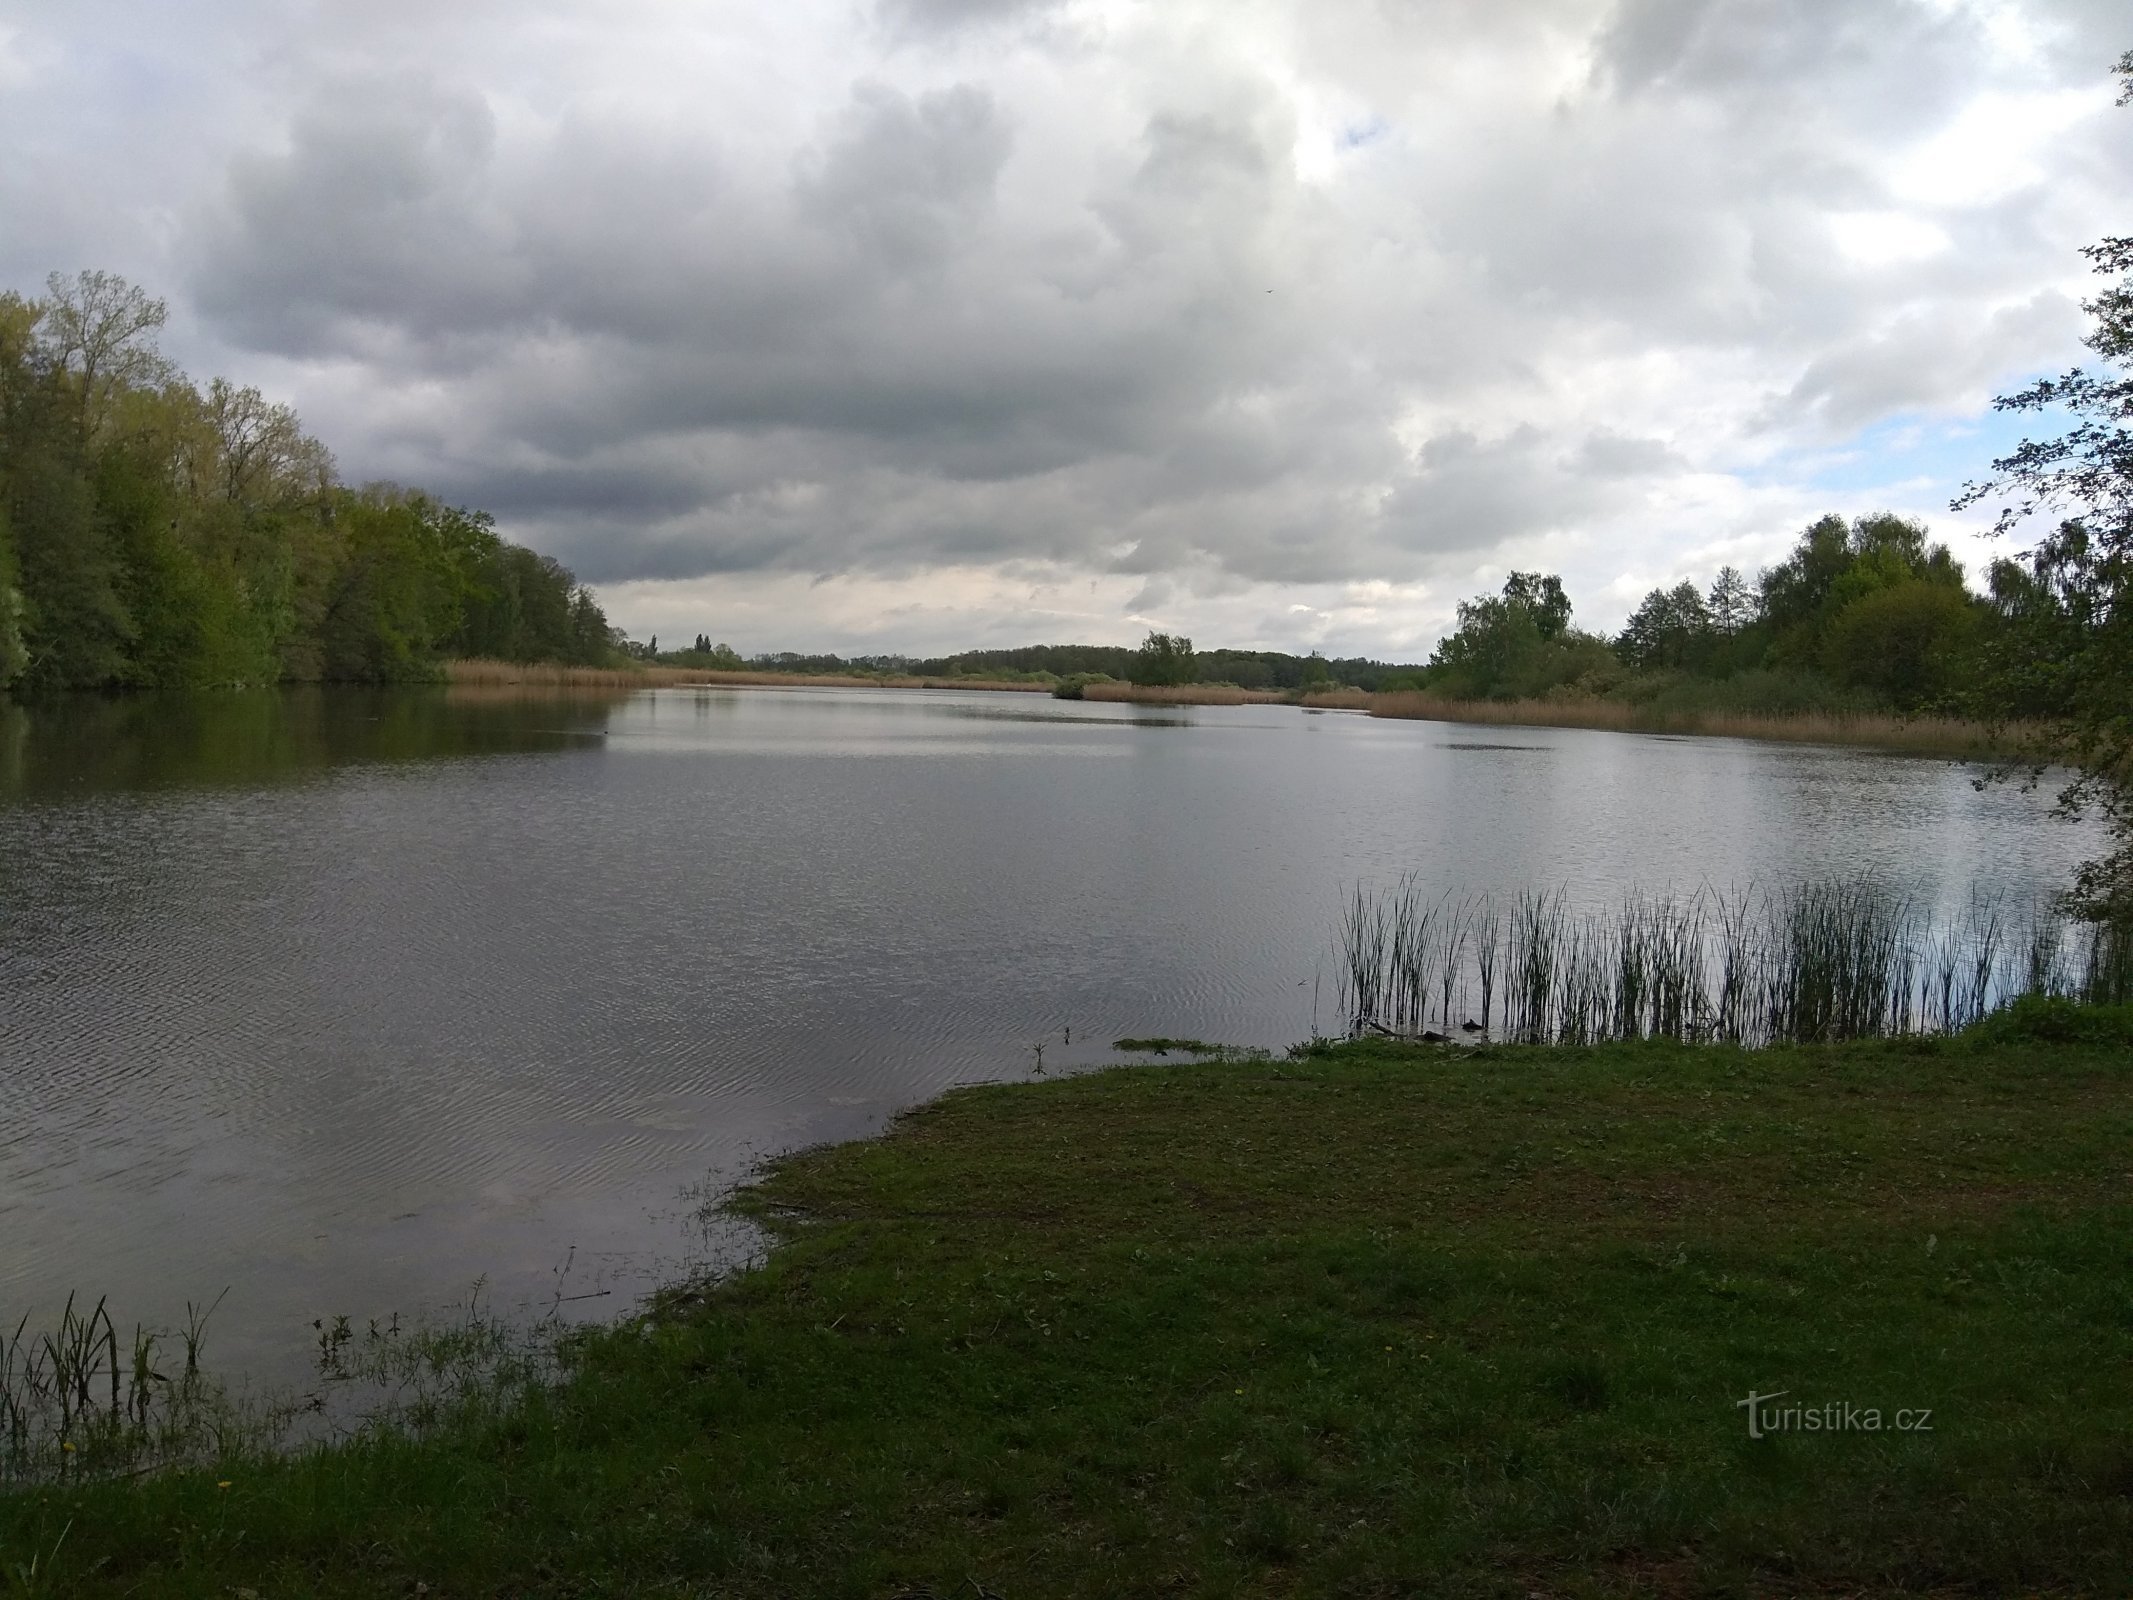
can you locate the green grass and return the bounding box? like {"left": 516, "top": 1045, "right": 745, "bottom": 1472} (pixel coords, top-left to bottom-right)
{"left": 7, "top": 1010, "right": 2133, "bottom": 1596}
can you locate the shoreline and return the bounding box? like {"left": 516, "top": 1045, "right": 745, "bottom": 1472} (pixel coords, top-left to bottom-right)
{"left": 11, "top": 1006, "right": 2130, "bottom": 1594}
{"left": 444, "top": 659, "right": 1054, "bottom": 693}
{"left": 439, "top": 660, "right": 2028, "bottom": 758}
{"left": 1370, "top": 689, "right": 2019, "bottom": 758}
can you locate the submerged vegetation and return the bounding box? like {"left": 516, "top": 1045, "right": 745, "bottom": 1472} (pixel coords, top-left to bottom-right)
{"left": 7, "top": 1012, "right": 2132, "bottom": 1594}
{"left": 0, "top": 1286, "right": 564, "bottom": 1506}
{"left": 1336, "top": 877, "right": 2133, "bottom": 1048}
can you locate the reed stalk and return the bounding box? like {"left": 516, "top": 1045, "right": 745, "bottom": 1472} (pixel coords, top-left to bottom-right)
{"left": 1335, "top": 878, "right": 2127, "bottom": 1046}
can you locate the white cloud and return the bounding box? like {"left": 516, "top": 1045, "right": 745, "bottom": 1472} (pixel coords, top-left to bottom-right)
{"left": 1828, "top": 211, "right": 1954, "bottom": 266}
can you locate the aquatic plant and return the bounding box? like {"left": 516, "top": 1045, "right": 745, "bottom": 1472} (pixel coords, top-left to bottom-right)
{"left": 0, "top": 1293, "right": 240, "bottom": 1487}
{"left": 0, "top": 1281, "right": 562, "bottom": 1490}
{"left": 1335, "top": 874, "right": 2128, "bottom": 1045}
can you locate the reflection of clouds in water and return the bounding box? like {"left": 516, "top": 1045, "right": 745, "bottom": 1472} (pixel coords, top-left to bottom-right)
{"left": 0, "top": 687, "right": 2101, "bottom": 1391}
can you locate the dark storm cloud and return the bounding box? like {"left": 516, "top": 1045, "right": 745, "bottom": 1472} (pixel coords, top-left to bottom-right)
{"left": 4, "top": 0, "right": 2126, "bottom": 647}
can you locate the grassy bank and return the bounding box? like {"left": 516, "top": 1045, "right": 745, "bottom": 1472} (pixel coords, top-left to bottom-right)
{"left": 1370, "top": 691, "right": 2020, "bottom": 758}
{"left": 444, "top": 659, "right": 1052, "bottom": 693}
{"left": 9, "top": 1007, "right": 2132, "bottom": 1596}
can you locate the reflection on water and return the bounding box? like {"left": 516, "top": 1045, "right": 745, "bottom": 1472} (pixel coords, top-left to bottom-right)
{"left": 0, "top": 685, "right": 2102, "bottom": 1389}
{"left": 0, "top": 687, "right": 626, "bottom": 798}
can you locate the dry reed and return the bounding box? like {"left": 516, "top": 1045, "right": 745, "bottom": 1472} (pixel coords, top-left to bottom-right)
{"left": 1369, "top": 691, "right": 2023, "bottom": 758}
{"left": 444, "top": 660, "right": 1049, "bottom": 693}
{"left": 1080, "top": 682, "right": 1295, "bottom": 706}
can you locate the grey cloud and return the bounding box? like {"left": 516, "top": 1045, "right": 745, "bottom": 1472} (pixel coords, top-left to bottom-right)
{"left": 11, "top": 0, "right": 2097, "bottom": 643}
{"left": 193, "top": 74, "right": 515, "bottom": 353}
{"left": 1599, "top": 0, "right": 1980, "bottom": 135}
{"left": 1779, "top": 289, "right": 2086, "bottom": 432}
{"left": 1577, "top": 431, "right": 1684, "bottom": 477}
{"left": 1375, "top": 427, "right": 1627, "bottom": 564}
{"left": 797, "top": 83, "right": 1013, "bottom": 270}
{"left": 874, "top": 0, "right": 1065, "bottom": 36}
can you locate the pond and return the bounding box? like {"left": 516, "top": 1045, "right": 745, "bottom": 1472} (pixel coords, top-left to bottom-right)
{"left": 0, "top": 685, "right": 2099, "bottom": 1386}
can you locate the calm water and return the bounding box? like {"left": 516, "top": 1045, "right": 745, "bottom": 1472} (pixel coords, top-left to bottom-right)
{"left": 0, "top": 686, "right": 2100, "bottom": 1384}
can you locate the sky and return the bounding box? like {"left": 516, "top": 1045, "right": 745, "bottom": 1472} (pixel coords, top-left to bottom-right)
{"left": 2, "top": 0, "right": 2126, "bottom": 658}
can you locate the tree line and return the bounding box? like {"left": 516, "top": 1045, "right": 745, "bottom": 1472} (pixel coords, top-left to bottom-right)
{"left": 641, "top": 635, "right": 1426, "bottom": 690}
{"left": 0, "top": 271, "right": 617, "bottom": 696}
{"left": 1418, "top": 511, "right": 1989, "bottom": 716}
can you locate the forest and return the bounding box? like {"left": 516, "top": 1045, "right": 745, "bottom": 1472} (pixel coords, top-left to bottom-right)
{"left": 1413, "top": 512, "right": 1989, "bottom": 718}
{"left": 0, "top": 271, "right": 616, "bottom": 696}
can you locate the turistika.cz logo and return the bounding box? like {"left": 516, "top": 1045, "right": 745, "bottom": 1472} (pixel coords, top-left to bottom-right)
{"left": 1736, "top": 1390, "right": 1933, "bottom": 1438}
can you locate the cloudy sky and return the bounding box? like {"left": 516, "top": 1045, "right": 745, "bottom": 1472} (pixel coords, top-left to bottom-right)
{"left": 3, "top": 0, "right": 2126, "bottom": 657}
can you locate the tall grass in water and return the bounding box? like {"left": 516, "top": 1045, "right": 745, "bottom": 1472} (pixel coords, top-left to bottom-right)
{"left": 1337, "top": 875, "right": 2131, "bottom": 1046}
{"left": 1, "top": 1284, "right": 563, "bottom": 1488}
{"left": 0, "top": 1293, "right": 236, "bottom": 1486}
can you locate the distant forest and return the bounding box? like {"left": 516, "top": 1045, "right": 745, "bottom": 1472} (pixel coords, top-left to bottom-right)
{"left": 643, "top": 511, "right": 2021, "bottom": 717}
{"left": 0, "top": 271, "right": 616, "bottom": 696}
{"left": 646, "top": 635, "right": 1430, "bottom": 693}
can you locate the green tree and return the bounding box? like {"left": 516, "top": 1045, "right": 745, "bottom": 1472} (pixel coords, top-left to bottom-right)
{"left": 1820, "top": 581, "right": 1978, "bottom": 710}
{"left": 1758, "top": 512, "right": 1966, "bottom": 673}
{"left": 1707, "top": 566, "right": 1757, "bottom": 634}
{"left": 0, "top": 268, "right": 617, "bottom": 696}
{"left": 1427, "top": 572, "right": 1613, "bottom": 699}
{"left": 1618, "top": 580, "right": 1713, "bottom": 670}
{"left": 1129, "top": 630, "right": 1195, "bottom": 687}
{"left": 1501, "top": 571, "right": 1571, "bottom": 639}
{"left": 0, "top": 503, "right": 26, "bottom": 690}
{"left": 38, "top": 270, "right": 172, "bottom": 445}
{"left": 1954, "top": 50, "right": 2133, "bottom": 920}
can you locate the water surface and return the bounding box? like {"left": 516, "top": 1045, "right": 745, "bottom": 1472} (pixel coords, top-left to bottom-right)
{"left": 0, "top": 686, "right": 2098, "bottom": 1384}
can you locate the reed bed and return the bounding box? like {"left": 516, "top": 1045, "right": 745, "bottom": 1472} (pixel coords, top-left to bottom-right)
{"left": 444, "top": 659, "right": 1049, "bottom": 693}
{"left": 445, "top": 660, "right": 704, "bottom": 688}
{"left": 1080, "top": 682, "right": 1295, "bottom": 706}
{"left": 1368, "top": 691, "right": 2020, "bottom": 758}
{"left": 1336, "top": 876, "right": 2131, "bottom": 1047}
{"left": 683, "top": 670, "right": 1048, "bottom": 693}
